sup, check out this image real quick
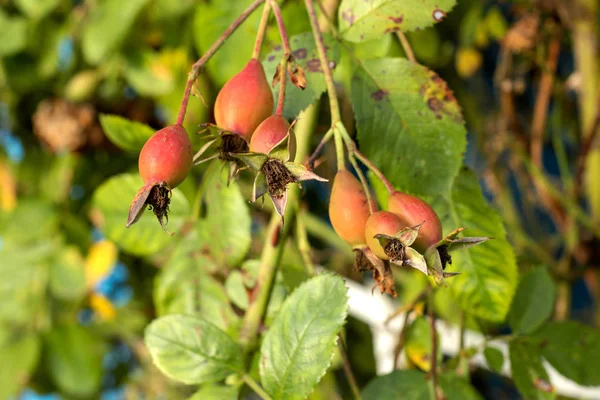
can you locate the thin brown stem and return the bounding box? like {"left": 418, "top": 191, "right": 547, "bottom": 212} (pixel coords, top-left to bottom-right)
{"left": 305, "top": 128, "right": 333, "bottom": 168}
{"left": 428, "top": 293, "right": 440, "bottom": 400}
{"left": 353, "top": 148, "right": 395, "bottom": 194}
{"left": 338, "top": 335, "right": 364, "bottom": 400}
{"left": 269, "top": 0, "right": 292, "bottom": 54}
{"left": 269, "top": 0, "right": 291, "bottom": 116}
{"left": 392, "top": 310, "right": 412, "bottom": 369}
{"left": 531, "top": 35, "right": 560, "bottom": 167}
{"left": 252, "top": 2, "right": 271, "bottom": 59}
{"left": 176, "top": 0, "right": 264, "bottom": 125}
{"left": 305, "top": 0, "right": 341, "bottom": 124}
{"left": 305, "top": 0, "right": 346, "bottom": 171}
{"left": 396, "top": 32, "right": 416, "bottom": 63}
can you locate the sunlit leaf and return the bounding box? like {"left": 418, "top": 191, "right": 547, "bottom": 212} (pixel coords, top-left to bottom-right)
{"left": 430, "top": 169, "right": 518, "bottom": 322}
{"left": 99, "top": 114, "right": 155, "bottom": 153}
{"left": 353, "top": 58, "right": 466, "bottom": 196}
{"left": 260, "top": 274, "right": 348, "bottom": 400}
{"left": 339, "top": 0, "right": 456, "bottom": 42}
{"left": 145, "top": 314, "right": 243, "bottom": 384}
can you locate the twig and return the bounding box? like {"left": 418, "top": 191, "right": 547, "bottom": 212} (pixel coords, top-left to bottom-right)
{"left": 305, "top": 128, "right": 333, "bottom": 168}
{"left": 243, "top": 374, "right": 273, "bottom": 400}
{"left": 392, "top": 310, "right": 412, "bottom": 369}
{"left": 428, "top": 292, "right": 440, "bottom": 400}
{"left": 305, "top": 0, "right": 346, "bottom": 171}
{"left": 176, "top": 0, "right": 264, "bottom": 125}
{"left": 353, "top": 148, "right": 395, "bottom": 194}
{"left": 396, "top": 32, "right": 416, "bottom": 63}
{"left": 252, "top": 2, "right": 271, "bottom": 59}
{"left": 269, "top": 0, "right": 291, "bottom": 116}
{"left": 338, "top": 335, "right": 364, "bottom": 400}
{"left": 531, "top": 35, "right": 560, "bottom": 167}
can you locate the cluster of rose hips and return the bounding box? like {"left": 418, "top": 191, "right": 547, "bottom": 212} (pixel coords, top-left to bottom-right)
{"left": 126, "top": 54, "right": 321, "bottom": 232}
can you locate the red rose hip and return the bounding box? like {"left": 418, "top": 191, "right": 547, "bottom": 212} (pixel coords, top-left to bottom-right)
{"left": 214, "top": 59, "right": 274, "bottom": 140}
{"left": 249, "top": 115, "right": 291, "bottom": 155}
{"left": 139, "top": 124, "right": 193, "bottom": 188}
{"left": 329, "top": 170, "right": 375, "bottom": 246}
{"left": 388, "top": 191, "right": 442, "bottom": 252}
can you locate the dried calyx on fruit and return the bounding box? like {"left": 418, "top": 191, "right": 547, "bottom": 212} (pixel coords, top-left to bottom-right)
{"left": 231, "top": 118, "right": 325, "bottom": 220}
{"left": 329, "top": 170, "right": 376, "bottom": 247}
{"left": 127, "top": 124, "right": 192, "bottom": 233}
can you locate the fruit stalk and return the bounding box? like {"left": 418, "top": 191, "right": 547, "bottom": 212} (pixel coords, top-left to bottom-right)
{"left": 269, "top": 0, "right": 291, "bottom": 116}
{"left": 353, "top": 147, "right": 395, "bottom": 194}
{"left": 176, "top": 0, "right": 264, "bottom": 126}
{"left": 305, "top": 0, "right": 346, "bottom": 171}
{"left": 252, "top": 2, "right": 271, "bottom": 59}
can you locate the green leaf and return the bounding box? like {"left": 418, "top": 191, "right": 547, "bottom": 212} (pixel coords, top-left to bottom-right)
{"left": 49, "top": 246, "right": 87, "bottom": 301}
{"left": 362, "top": 370, "right": 481, "bottom": 400}
{"left": 193, "top": 1, "right": 261, "bottom": 87}
{"left": 0, "top": 334, "right": 41, "bottom": 400}
{"left": 338, "top": 0, "right": 456, "bottom": 42}
{"left": 404, "top": 316, "right": 439, "bottom": 372}
{"left": 431, "top": 168, "right": 518, "bottom": 321}
{"left": 45, "top": 325, "right": 104, "bottom": 397}
{"left": 145, "top": 314, "right": 243, "bottom": 384}
{"left": 353, "top": 58, "right": 466, "bottom": 196}
{"left": 189, "top": 385, "right": 238, "bottom": 400}
{"left": 99, "top": 114, "right": 155, "bottom": 153}
{"left": 260, "top": 274, "right": 348, "bottom": 400}
{"left": 484, "top": 346, "right": 504, "bottom": 373}
{"left": 82, "top": 0, "right": 149, "bottom": 64}
{"left": 534, "top": 321, "right": 600, "bottom": 386}
{"left": 509, "top": 340, "right": 555, "bottom": 400}
{"left": 0, "top": 11, "right": 27, "bottom": 57}
{"left": 508, "top": 267, "right": 556, "bottom": 334}
{"left": 92, "top": 173, "right": 190, "bottom": 256}
{"left": 262, "top": 32, "right": 341, "bottom": 119}
{"left": 14, "top": 0, "right": 60, "bottom": 19}
{"left": 124, "top": 49, "right": 175, "bottom": 97}
{"left": 198, "top": 161, "right": 251, "bottom": 267}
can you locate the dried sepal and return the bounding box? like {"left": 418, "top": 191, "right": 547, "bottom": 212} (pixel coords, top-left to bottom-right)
{"left": 252, "top": 172, "right": 268, "bottom": 202}
{"left": 353, "top": 247, "right": 396, "bottom": 297}
{"left": 402, "top": 247, "right": 428, "bottom": 275}
{"left": 374, "top": 233, "right": 395, "bottom": 250}
{"left": 395, "top": 223, "right": 423, "bottom": 247}
{"left": 270, "top": 190, "right": 288, "bottom": 219}
{"left": 267, "top": 130, "right": 292, "bottom": 162}
{"left": 126, "top": 182, "right": 173, "bottom": 235}
{"left": 126, "top": 184, "right": 153, "bottom": 228}
{"left": 229, "top": 152, "right": 269, "bottom": 171}
{"left": 284, "top": 162, "right": 328, "bottom": 183}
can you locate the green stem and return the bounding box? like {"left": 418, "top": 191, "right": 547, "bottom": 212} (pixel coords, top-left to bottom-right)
{"left": 269, "top": 0, "right": 291, "bottom": 116}
{"left": 243, "top": 375, "right": 273, "bottom": 400}
{"left": 252, "top": 2, "right": 271, "bottom": 60}
{"left": 305, "top": 0, "right": 346, "bottom": 171}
